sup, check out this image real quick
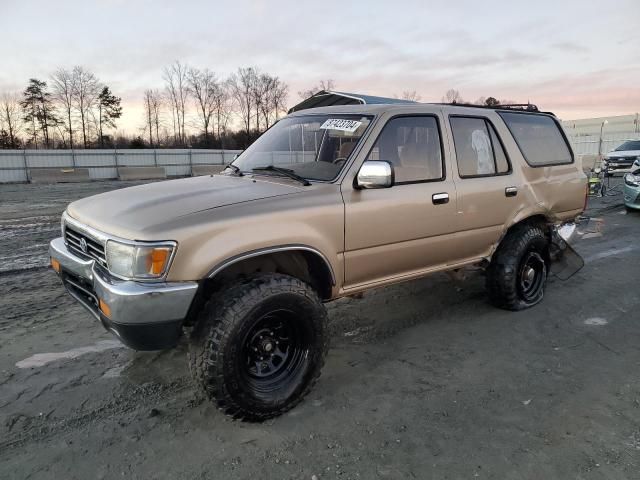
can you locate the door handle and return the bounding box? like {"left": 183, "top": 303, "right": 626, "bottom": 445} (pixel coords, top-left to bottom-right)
{"left": 432, "top": 192, "right": 449, "bottom": 205}
{"left": 505, "top": 186, "right": 518, "bottom": 197}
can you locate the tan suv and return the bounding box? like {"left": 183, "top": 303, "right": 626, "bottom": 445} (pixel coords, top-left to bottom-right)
{"left": 49, "top": 103, "right": 586, "bottom": 419}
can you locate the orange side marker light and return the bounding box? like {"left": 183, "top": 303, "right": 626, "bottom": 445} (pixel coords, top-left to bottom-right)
{"left": 51, "top": 258, "right": 61, "bottom": 273}
{"left": 99, "top": 299, "right": 112, "bottom": 318}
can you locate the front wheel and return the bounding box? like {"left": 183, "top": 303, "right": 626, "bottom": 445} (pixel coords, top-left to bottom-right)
{"left": 486, "top": 224, "right": 549, "bottom": 311}
{"left": 188, "top": 273, "right": 329, "bottom": 420}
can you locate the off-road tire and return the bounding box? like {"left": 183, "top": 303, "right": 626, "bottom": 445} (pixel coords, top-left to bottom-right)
{"left": 486, "top": 224, "right": 549, "bottom": 311}
{"left": 188, "top": 273, "right": 329, "bottom": 420}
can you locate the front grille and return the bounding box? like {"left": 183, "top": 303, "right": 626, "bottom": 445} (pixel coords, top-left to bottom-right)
{"left": 62, "top": 272, "right": 100, "bottom": 319}
{"left": 64, "top": 226, "right": 107, "bottom": 268}
{"left": 609, "top": 158, "right": 635, "bottom": 165}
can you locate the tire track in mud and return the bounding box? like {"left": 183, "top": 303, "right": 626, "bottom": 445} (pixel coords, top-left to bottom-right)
{"left": 0, "top": 377, "right": 194, "bottom": 453}
{"left": 0, "top": 214, "right": 59, "bottom": 273}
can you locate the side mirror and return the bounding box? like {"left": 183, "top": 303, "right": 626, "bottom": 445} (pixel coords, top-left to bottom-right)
{"left": 356, "top": 161, "right": 394, "bottom": 189}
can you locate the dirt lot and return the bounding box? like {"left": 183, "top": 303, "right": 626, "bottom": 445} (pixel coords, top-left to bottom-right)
{"left": 1, "top": 180, "right": 639, "bottom": 480}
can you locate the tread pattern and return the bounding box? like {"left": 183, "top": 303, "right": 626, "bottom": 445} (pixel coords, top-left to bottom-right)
{"left": 188, "top": 273, "right": 329, "bottom": 421}
{"left": 486, "top": 224, "right": 548, "bottom": 311}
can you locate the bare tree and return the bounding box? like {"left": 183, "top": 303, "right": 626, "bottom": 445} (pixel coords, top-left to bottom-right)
{"left": 163, "top": 61, "right": 189, "bottom": 145}
{"left": 213, "top": 81, "right": 232, "bottom": 146}
{"left": 400, "top": 90, "right": 422, "bottom": 102}
{"left": 150, "top": 90, "right": 163, "bottom": 147}
{"left": 0, "top": 93, "right": 23, "bottom": 148}
{"left": 142, "top": 89, "right": 164, "bottom": 146}
{"left": 51, "top": 68, "right": 76, "bottom": 148}
{"left": 258, "top": 74, "right": 288, "bottom": 130}
{"left": 298, "top": 79, "right": 335, "bottom": 99}
{"left": 187, "top": 67, "right": 219, "bottom": 144}
{"left": 442, "top": 89, "right": 463, "bottom": 104}
{"left": 143, "top": 90, "right": 155, "bottom": 146}
{"left": 229, "top": 67, "right": 257, "bottom": 142}
{"left": 72, "top": 66, "right": 100, "bottom": 148}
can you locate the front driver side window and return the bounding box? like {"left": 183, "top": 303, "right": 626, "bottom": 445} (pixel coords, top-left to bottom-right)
{"left": 366, "top": 116, "right": 444, "bottom": 183}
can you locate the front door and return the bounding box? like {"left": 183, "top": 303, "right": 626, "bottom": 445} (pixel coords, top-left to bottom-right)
{"left": 342, "top": 114, "right": 459, "bottom": 288}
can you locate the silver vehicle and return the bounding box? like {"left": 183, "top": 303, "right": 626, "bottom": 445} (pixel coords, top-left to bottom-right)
{"left": 603, "top": 140, "right": 640, "bottom": 175}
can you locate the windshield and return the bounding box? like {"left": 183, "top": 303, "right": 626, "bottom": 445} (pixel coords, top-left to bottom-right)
{"left": 231, "top": 114, "right": 372, "bottom": 181}
{"left": 615, "top": 140, "right": 640, "bottom": 151}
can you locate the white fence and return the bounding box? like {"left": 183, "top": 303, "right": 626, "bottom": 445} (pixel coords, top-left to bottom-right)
{"left": 567, "top": 132, "right": 640, "bottom": 156}
{"left": 0, "top": 149, "right": 242, "bottom": 183}
{"left": 1, "top": 135, "right": 639, "bottom": 183}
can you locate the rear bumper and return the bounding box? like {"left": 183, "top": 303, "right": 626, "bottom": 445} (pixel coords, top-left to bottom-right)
{"left": 49, "top": 237, "right": 198, "bottom": 350}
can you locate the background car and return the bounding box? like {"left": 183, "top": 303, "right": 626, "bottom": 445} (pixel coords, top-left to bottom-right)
{"left": 623, "top": 168, "right": 640, "bottom": 211}
{"left": 603, "top": 140, "right": 640, "bottom": 175}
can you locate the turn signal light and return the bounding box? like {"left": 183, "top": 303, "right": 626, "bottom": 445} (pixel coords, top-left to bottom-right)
{"left": 149, "top": 248, "right": 170, "bottom": 275}
{"left": 99, "top": 298, "right": 112, "bottom": 318}
{"left": 51, "top": 258, "right": 61, "bottom": 273}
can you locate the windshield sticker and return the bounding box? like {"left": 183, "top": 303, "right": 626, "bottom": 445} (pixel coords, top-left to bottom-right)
{"left": 320, "top": 119, "right": 363, "bottom": 133}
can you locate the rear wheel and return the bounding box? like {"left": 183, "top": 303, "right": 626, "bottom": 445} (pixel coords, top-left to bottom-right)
{"left": 486, "top": 224, "right": 549, "bottom": 311}
{"left": 188, "top": 273, "right": 328, "bottom": 420}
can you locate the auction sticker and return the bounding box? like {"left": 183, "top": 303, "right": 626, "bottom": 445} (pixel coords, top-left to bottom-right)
{"left": 320, "top": 119, "right": 363, "bottom": 133}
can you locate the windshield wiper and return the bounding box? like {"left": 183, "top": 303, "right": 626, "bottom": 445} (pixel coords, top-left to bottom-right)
{"left": 252, "top": 166, "right": 311, "bottom": 186}
{"left": 224, "top": 164, "right": 243, "bottom": 176}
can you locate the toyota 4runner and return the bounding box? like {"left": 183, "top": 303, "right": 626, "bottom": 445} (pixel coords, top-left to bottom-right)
{"left": 49, "top": 103, "right": 587, "bottom": 419}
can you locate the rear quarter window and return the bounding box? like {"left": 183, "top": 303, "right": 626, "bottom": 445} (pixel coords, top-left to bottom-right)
{"left": 498, "top": 112, "right": 573, "bottom": 166}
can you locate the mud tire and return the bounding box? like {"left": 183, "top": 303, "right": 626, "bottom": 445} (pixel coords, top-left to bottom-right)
{"left": 486, "top": 224, "right": 549, "bottom": 311}
{"left": 188, "top": 273, "right": 328, "bottom": 420}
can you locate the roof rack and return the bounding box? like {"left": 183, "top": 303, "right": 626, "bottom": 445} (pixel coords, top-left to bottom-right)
{"left": 437, "top": 102, "right": 555, "bottom": 116}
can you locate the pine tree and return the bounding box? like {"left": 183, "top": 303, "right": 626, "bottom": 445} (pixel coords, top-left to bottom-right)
{"left": 20, "top": 79, "right": 58, "bottom": 148}
{"left": 97, "top": 86, "right": 122, "bottom": 146}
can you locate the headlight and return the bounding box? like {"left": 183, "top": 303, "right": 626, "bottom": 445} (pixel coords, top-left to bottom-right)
{"left": 624, "top": 173, "right": 640, "bottom": 187}
{"left": 105, "top": 240, "right": 176, "bottom": 280}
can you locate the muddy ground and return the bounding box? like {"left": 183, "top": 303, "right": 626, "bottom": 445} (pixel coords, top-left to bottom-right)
{"left": 1, "top": 180, "right": 639, "bottom": 480}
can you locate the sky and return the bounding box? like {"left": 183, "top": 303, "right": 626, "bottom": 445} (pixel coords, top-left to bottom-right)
{"left": 1, "top": 0, "right": 639, "bottom": 134}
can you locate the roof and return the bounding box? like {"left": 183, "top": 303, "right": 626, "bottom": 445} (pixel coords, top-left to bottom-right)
{"left": 288, "top": 90, "right": 417, "bottom": 114}
{"left": 288, "top": 103, "right": 556, "bottom": 119}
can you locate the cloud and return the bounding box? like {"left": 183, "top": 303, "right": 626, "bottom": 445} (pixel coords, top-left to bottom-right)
{"left": 551, "top": 41, "right": 589, "bottom": 53}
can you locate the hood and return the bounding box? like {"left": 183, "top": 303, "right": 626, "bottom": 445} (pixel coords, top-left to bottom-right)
{"left": 67, "top": 174, "right": 304, "bottom": 238}
{"left": 606, "top": 150, "right": 640, "bottom": 160}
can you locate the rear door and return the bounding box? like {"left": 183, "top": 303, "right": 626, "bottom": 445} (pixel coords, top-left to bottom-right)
{"left": 445, "top": 113, "right": 522, "bottom": 259}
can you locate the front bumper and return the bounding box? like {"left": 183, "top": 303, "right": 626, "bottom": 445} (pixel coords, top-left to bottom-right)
{"left": 49, "top": 237, "right": 198, "bottom": 350}
{"left": 606, "top": 165, "right": 634, "bottom": 174}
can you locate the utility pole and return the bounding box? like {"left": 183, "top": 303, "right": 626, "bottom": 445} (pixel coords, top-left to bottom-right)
{"left": 598, "top": 120, "right": 608, "bottom": 157}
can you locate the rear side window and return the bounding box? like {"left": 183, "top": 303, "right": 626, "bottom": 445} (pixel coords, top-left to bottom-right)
{"left": 499, "top": 112, "right": 573, "bottom": 166}
{"left": 450, "top": 117, "right": 510, "bottom": 177}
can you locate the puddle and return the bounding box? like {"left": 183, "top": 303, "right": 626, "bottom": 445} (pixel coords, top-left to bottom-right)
{"left": 16, "top": 340, "right": 124, "bottom": 368}
{"left": 584, "top": 317, "right": 608, "bottom": 326}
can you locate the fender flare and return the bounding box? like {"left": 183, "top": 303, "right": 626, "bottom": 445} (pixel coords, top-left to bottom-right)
{"left": 206, "top": 244, "right": 337, "bottom": 286}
